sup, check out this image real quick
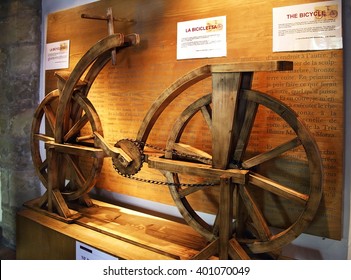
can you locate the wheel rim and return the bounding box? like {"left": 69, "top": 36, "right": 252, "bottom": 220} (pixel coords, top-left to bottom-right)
{"left": 55, "top": 34, "right": 124, "bottom": 143}
{"left": 165, "top": 90, "right": 322, "bottom": 253}
{"left": 137, "top": 65, "right": 323, "bottom": 254}
{"left": 31, "top": 90, "right": 104, "bottom": 200}
{"left": 31, "top": 90, "right": 59, "bottom": 187}
{"left": 33, "top": 34, "right": 124, "bottom": 200}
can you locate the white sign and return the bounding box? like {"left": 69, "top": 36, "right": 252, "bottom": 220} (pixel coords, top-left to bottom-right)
{"left": 45, "top": 40, "right": 70, "bottom": 70}
{"left": 76, "top": 241, "right": 118, "bottom": 260}
{"left": 177, "top": 16, "right": 226, "bottom": 60}
{"left": 273, "top": 0, "right": 342, "bottom": 52}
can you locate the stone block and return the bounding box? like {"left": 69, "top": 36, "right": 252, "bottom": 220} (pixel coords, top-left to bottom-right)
{"left": 1, "top": 207, "right": 17, "bottom": 248}
{"left": 0, "top": 169, "right": 10, "bottom": 204}
{"left": 8, "top": 169, "right": 41, "bottom": 207}
{"left": 0, "top": 0, "right": 41, "bottom": 45}
{"left": 0, "top": 0, "right": 42, "bottom": 250}
{"left": 8, "top": 108, "right": 34, "bottom": 138}
{"left": 0, "top": 134, "right": 34, "bottom": 170}
{"left": 9, "top": 44, "right": 41, "bottom": 75}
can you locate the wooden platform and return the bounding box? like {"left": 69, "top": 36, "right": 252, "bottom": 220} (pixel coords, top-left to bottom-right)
{"left": 16, "top": 199, "right": 210, "bottom": 260}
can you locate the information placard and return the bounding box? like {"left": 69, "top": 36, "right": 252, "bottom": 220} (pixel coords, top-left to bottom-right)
{"left": 273, "top": 0, "right": 342, "bottom": 52}
{"left": 45, "top": 40, "right": 70, "bottom": 70}
{"left": 177, "top": 16, "right": 226, "bottom": 60}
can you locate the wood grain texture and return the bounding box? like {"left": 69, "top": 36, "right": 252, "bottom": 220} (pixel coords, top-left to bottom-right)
{"left": 17, "top": 200, "right": 210, "bottom": 260}
{"left": 44, "top": 0, "right": 343, "bottom": 240}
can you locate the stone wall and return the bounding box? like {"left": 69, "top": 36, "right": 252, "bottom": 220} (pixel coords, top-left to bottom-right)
{"left": 0, "top": 0, "right": 42, "bottom": 248}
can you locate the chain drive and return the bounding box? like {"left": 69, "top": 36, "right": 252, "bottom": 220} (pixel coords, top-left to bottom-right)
{"left": 113, "top": 139, "right": 219, "bottom": 187}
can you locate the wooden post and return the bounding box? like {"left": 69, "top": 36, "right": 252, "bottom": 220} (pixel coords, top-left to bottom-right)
{"left": 47, "top": 147, "right": 55, "bottom": 213}
{"left": 46, "top": 146, "right": 73, "bottom": 219}
{"left": 212, "top": 72, "right": 242, "bottom": 169}
{"left": 218, "top": 175, "right": 234, "bottom": 259}
{"left": 218, "top": 175, "right": 250, "bottom": 260}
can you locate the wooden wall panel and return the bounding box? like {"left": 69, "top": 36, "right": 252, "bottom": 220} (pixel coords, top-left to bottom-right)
{"left": 45, "top": 0, "right": 343, "bottom": 240}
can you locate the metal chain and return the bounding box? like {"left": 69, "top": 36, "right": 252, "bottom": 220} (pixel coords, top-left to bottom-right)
{"left": 142, "top": 141, "right": 213, "bottom": 165}
{"left": 113, "top": 139, "right": 219, "bottom": 187}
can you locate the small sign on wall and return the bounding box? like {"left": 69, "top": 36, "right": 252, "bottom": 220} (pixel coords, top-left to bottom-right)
{"left": 76, "top": 241, "right": 119, "bottom": 260}
{"left": 177, "top": 16, "right": 226, "bottom": 60}
{"left": 45, "top": 40, "right": 70, "bottom": 70}
{"left": 273, "top": 0, "right": 342, "bottom": 52}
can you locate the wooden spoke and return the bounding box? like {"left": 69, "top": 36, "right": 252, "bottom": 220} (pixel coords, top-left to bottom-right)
{"left": 242, "top": 137, "right": 302, "bottom": 169}
{"left": 212, "top": 211, "right": 220, "bottom": 236}
{"left": 233, "top": 100, "right": 259, "bottom": 162}
{"left": 200, "top": 104, "right": 212, "bottom": 132}
{"left": 64, "top": 154, "right": 86, "bottom": 189}
{"left": 191, "top": 239, "right": 219, "bottom": 260}
{"left": 36, "top": 159, "right": 49, "bottom": 186}
{"left": 33, "top": 134, "right": 54, "bottom": 142}
{"left": 173, "top": 143, "right": 212, "bottom": 164}
{"left": 39, "top": 159, "right": 48, "bottom": 174}
{"left": 249, "top": 172, "right": 309, "bottom": 205}
{"left": 228, "top": 238, "right": 251, "bottom": 260}
{"left": 43, "top": 105, "right": 56, "bottom": 132}
{"left": 64, "top": 113, "right": 89, "bottom": 142}
{"left": 178, "top": 185, "right": 212, "bottom": 198}
{"left": 239, "top": 185, "right": 272, "bottom": 241}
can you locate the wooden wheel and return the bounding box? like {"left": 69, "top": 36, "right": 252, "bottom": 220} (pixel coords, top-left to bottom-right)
{"left": 31, "top": 89, "right": 104, "bottom": 201}
{"left": 54, "top": 33, "right": 137, "bottom": 143}
{"left": 137, "top": 63, "right": 323, "bottom": 256}
{"left": 31, "top": 90, "right": 59, "bottom": 187}
{"left": 31, "top": 33, "right": 139, "bottom": 206}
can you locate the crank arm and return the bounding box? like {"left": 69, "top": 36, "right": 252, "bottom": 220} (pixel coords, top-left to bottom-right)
{"left": 147, "top": 156, "right": 249, "bottom": 185}
{"left": 94, "top": 132, "right": 132, "bottom": 167}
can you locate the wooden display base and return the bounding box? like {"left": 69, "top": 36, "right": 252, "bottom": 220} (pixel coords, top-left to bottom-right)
{"left": 17, "top": 198, "right": 211, "bottom": 260}
{"left": 23, "top": 196, "right": 82, "bottom": 223}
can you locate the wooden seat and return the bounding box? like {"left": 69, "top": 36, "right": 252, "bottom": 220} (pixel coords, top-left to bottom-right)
{"left": 210, "top": 61, "right": 293, "bottom": 73}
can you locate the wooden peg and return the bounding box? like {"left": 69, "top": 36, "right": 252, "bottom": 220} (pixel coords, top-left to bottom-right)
{"left": 81, "top": 7, "right": 135, "bottom": 64}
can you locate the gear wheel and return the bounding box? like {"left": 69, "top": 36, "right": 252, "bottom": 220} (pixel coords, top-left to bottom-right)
{"left": 112, "top": 139, "right": 144, "bottom": 176}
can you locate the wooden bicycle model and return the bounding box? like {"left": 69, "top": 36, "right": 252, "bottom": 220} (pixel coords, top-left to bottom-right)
{"left": 30, "top": 11, "right": 323, "bottom": 260}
